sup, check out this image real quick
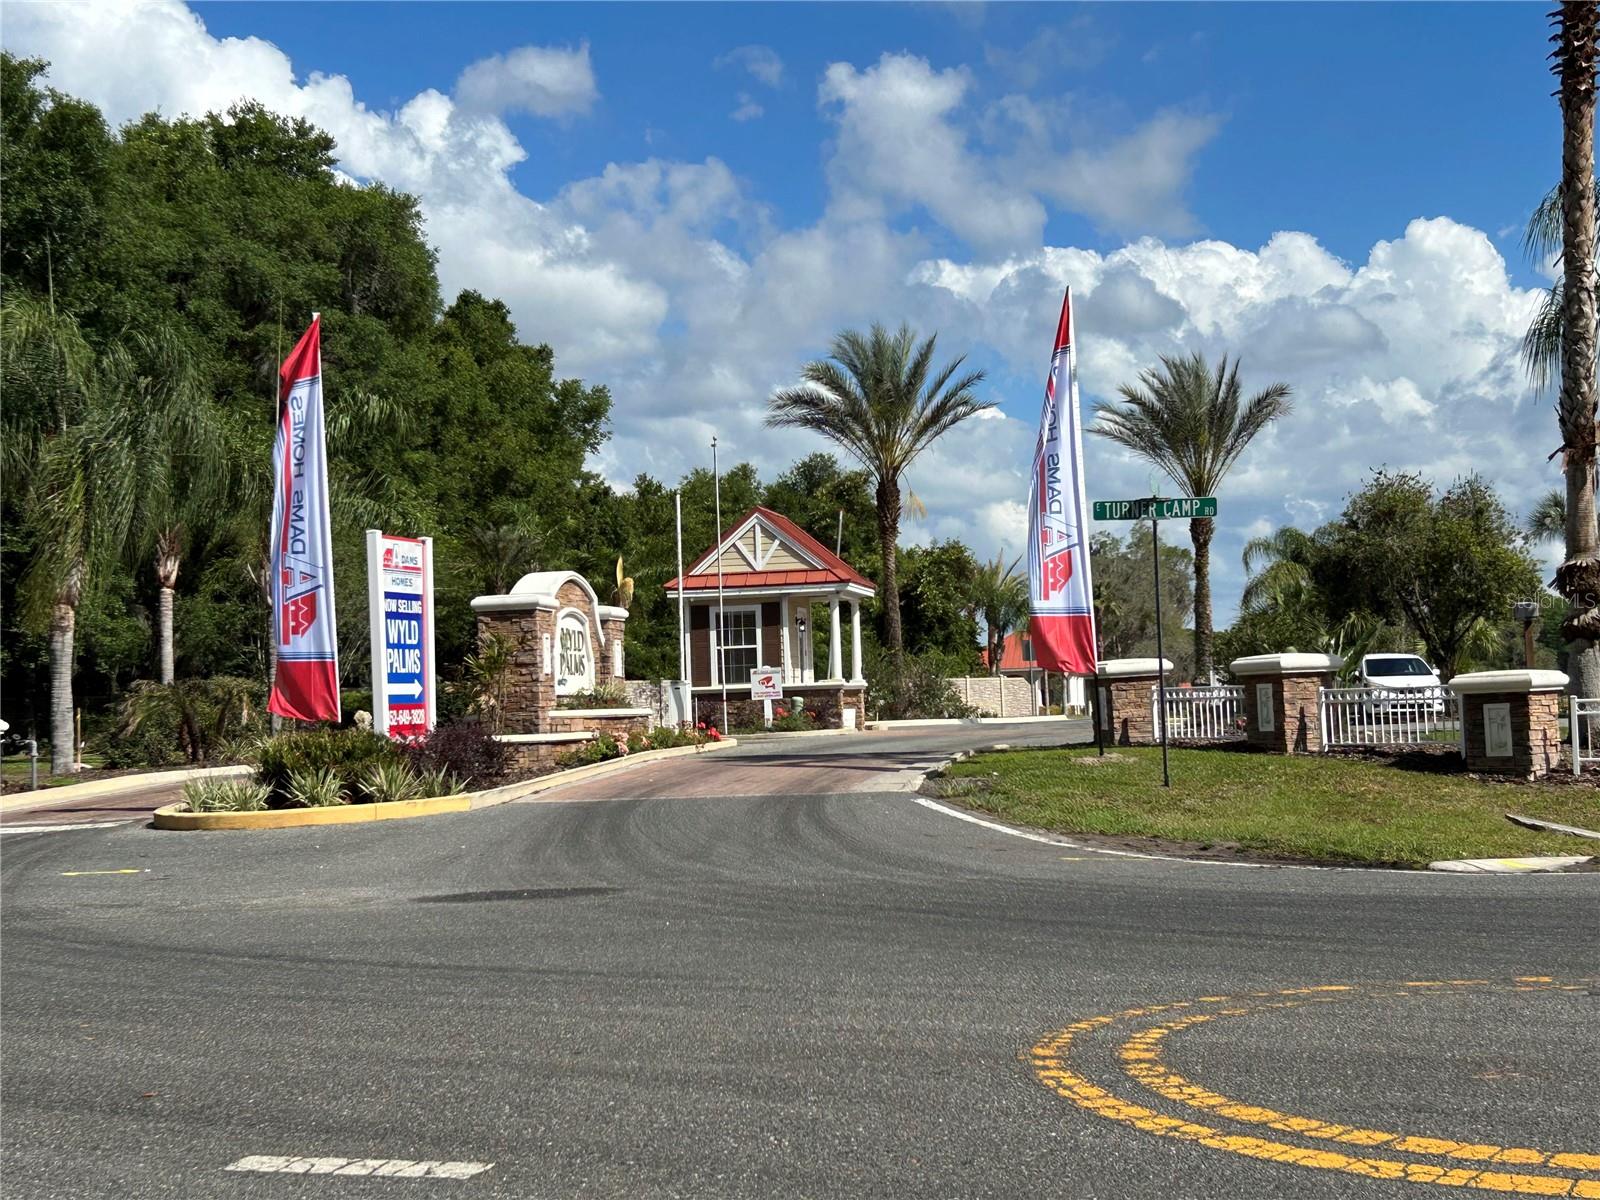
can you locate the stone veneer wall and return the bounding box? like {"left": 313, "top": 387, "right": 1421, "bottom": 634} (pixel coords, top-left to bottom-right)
{"left": 1095, "top": 675, "right": 1161, "bottom": 746}
{"left": 1461, "top": 691, "right": 1563, "bottom": 777}
{"left": 948, "top": 676, "right": 1036, "bottom": 718}
{"left": 1240, "top": 672, "right": 1332, "bottom": 754}
{"left": 474, "top": 609, "right": 553, "bottom": 734}
{"left": 693, "top": 684, "right": 865, "bottom": 730}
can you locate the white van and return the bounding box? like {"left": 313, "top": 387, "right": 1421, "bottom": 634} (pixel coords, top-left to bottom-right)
{"left": 1358, "top": 653, "right": 1445, "bottom": 713}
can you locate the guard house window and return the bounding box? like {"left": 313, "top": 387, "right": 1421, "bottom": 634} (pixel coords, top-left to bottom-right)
{"left": 719, "top": 609, "right": 759, "bottom": 681}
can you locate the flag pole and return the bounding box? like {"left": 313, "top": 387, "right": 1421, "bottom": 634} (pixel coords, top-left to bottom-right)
{"left": 675, "top": 490, "right": 688, "bottom": 684}
{"left": 712, "top": 437, "right": 729, "bottom": 736}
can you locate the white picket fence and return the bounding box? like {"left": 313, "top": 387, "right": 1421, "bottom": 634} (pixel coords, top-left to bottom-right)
{"left": 1318, "top": 685, "right": 1459, "bottom": 748}
{"left": 1572, "top": 697, "right": 1600, "bottom": 774}
{"left": 1151, "top": 686, "right": 1245, "bottom": 741}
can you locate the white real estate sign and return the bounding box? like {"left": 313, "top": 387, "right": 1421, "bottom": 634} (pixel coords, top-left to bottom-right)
{"left": 366, "top": 529, "right": 437, "bottom": 739}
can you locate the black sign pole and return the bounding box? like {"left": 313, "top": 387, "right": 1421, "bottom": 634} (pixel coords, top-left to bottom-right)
{"left": 1149, "top": 502, "right": 1171, "bottom": 788}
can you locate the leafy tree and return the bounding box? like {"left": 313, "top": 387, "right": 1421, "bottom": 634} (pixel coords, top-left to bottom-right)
{"left": 1549, "top": 3, "right": 1600, "bottom": 703}
{"left": 1094, "top": 352, "right": 1291, "bottom": 681}
{"left": 897, "top": 540, "right": 981, "bottom": 663}
{"left": 1090, "top": 524, "right": 1194, "bottom": 680}
{"left": 1328, "top": 472, "right": 1542, "bottom": 678}
{"left": 768, "top": 323, "right": 990, "bottom": 654}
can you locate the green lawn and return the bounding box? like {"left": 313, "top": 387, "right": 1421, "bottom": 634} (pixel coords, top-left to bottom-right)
{"left": 937, "top": 746, "right": 1600, "bottom": 868}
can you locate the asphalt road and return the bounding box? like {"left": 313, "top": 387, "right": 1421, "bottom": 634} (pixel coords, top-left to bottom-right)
{"left": 3, "top": 721, "right": 1598, "bottom": 1199}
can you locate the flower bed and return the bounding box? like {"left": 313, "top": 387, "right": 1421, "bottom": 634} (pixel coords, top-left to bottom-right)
{"left": 555, "top": 724, "right": 720, "bottom": 769}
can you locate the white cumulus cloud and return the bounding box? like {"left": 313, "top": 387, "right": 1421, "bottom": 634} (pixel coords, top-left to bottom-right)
{"left": 454, "top": 42, "right": 598, "bottom": 118}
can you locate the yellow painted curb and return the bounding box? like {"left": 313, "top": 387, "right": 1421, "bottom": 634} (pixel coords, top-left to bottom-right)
{"left": 470, "top": 737, "right": 740, "bottom": 806}
{"left": 152, "top": 793, "right": 472, "bottom": 831}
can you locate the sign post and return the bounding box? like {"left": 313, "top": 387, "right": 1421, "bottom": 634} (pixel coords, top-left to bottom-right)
{"left": 366, "top": 530, "right": 436, "bottom": 740}
{"left": 750, "top": 666, "right": 783, "bottom": 727}
{"left": 1090, "top": 497, "right": 1218, "bottom": 787}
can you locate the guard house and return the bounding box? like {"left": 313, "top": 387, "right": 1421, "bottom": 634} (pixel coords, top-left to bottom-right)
{"left": 666, "top": 506, "right": 876, "bottom": 729}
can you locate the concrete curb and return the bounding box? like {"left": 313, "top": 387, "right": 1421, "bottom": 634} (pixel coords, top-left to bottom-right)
{"left": 728, "top": 728, "right": 857, "bottom": 743}
{"left": 467, "top": 737, "right": 741, "bottom": 807}
{"left": 1, "top": 763, "right": 251, "bottom": 812}
{"left": 1427, "top": 855, "right": 1596, "bottom": 874}
{"left": 152, "top": 793, "right": 472, "bottom": 831}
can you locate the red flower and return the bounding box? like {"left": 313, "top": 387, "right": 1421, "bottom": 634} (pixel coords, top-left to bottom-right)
{"left": 696, "top": 721, "right": 706, "bottom": 730}
{"left": 708, "top": 727, "right": 722, "bottom": 741}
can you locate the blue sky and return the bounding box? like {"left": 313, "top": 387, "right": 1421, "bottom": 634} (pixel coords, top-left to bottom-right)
{"left": 188, "top": 1, "right": 1555, "bottom": 280}
{"left": 8, "top": 2, "right": 1560, "bottom": 621}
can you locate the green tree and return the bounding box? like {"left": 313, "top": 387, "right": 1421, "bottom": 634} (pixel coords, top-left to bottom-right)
{"left": 1093, "top": 352, "right": 1292, "bottom": 681}
{"left": 969, "top": 552, "right": 1029, "bottom": 674}
{"left": 897, "top": 540, "right": 981, "bottom": 662}
{"left": 1090, "top": 524, "right": 1195, "bottom": 680}
{"left": 767, "top": 323, "right": 990, "bottom": 654}
{"left": 1330, "top": 472, "right": 1542, "bottom": 679}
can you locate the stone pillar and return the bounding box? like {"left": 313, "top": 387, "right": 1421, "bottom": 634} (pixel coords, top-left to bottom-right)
{"left": 596, "top": 605, "right": 629, "bottom": 684}
{"left": 1450, "top": 670, "right": 1568, "bottom": 778}
{"left": 1094, "top": 659, "right": 1173, "bottom": 746}
{"left": 1230, "top": 653, "right": 1342, "bottom": 754}
{"left": 827, "top": 597, "right": 842, "bottom": 681}
{"left": 850, "top": 600, "right": 864, "bottom": 683}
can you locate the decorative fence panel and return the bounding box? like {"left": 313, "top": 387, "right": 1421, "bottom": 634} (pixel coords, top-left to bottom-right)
{"left": 1572, "top": 697, "right": 1600, "bottom": 774}
{"left": 1318, "top": 686, "right": 1459, "bottom": 748}
{"left": 1152, "top": 686, "right": 1244, "bottom": 741}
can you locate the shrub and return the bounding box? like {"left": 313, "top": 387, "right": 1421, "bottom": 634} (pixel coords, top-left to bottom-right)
{"left": 360, "top": 759, "right": 426, "bottom": 805}
{"left": 401, "top": 721, "right": 507, "bottom": 788}
{"left": 254, "top": 729, "right": 402, "bottom": 796}
{"left": 182, "top": 777, "right": 271, "bottom": 813}
{"left": 865, "top": 649, "right": 979, "bottom": 721}
{"left": 556, "top": 680, "right": 630, "bottom": 709}
{"left": 282, "top": 767, "right": 347, "bottom": 807}
{"left": 417, "top": 768, "right": 466, "bottom": 797}
{"left": 112, "top": 677, "right": 266, "bottom": 766}
{"left": 555, "top": 724, "right": 711, "bottom": 769}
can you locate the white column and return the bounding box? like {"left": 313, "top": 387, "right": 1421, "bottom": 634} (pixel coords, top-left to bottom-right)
{"left": 850, "top": 600, "right": 864, "bottom": 682}
{"left": 780, "top": 598, "right": 792, "bottom": 683}
{"left": 828, "top": 596, "right": 842, "bottom": 681}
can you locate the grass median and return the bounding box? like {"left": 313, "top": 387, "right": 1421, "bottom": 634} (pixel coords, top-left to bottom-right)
{"left": 934, "top": 746, "right": 1600, "bottom": 867}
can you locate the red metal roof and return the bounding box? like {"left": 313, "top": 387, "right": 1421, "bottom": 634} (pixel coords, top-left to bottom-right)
{"left": 666, "top": 505, "right": 876, "bottom": 594}
{"left": 981, "top": 631, "right": 1037, "bottom": 672}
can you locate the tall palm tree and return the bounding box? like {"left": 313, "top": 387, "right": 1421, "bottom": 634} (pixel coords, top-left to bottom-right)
{"left": 970, "top": 552, "right": 1029, "bottom": 673}
{"left": 768, "top": 323, "right": 990, "bottom": 653}
{"left": 1240, "top": 525, "right": 1320, "bottom": 614}
{"left": 1551, "top": 1, "right": 1600, "bottom": 703}
{"left": 2, "top": 298, "right": 157, "bottom": 772}
{"left": 1519, "top": 178, "right": 1597, "bottom": 391}
{"left": 1094, "top": 352, "right": 1292, "bottom": 680}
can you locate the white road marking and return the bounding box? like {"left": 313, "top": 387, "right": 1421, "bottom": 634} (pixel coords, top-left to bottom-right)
{"left": 224, "top": 1155, "right": 492, "bottom": 1179}
{"left": 0, "top": 821, "right": 126, "bottom": 835}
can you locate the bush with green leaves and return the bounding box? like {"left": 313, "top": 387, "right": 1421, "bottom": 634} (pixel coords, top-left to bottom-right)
{"left": 282, "top": 766, "right": 347, "bottom": 807}
{"left": 864, "top": 647, "right": 978, "bottom": 721}
{"left": 111, "top": 677, "right": 266, "bottom": 766}
{"left": 360, "top": 759, "right": 426, "bottom": 805}
{"left": 253, "top": 729, "right": 402, "bottom": 797}
{"left": 182, "top": 776, "right": 271, "bottom": 813}
{"left": 556, "top": 680, "right": 631, "bottom": 709}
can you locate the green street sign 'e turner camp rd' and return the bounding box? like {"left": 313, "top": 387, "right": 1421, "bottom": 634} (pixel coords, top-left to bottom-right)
{"left": 1092, "top": 496, "right": 1218, "bottom": 521}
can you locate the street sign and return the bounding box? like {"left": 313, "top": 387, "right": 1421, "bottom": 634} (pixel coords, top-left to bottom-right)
{"left": 749, "top": 667, "right": 783, "bottom": 701}
{"left": 1092, "top": 496, "right": 1217, "bottom": 521}
{"left": 366, "top": 530, "right": 437, "bottom": 740}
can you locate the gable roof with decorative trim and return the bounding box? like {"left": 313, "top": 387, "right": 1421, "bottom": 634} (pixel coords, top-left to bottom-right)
{"left": 666, "top": 505, "right": 876, "bottom": 594}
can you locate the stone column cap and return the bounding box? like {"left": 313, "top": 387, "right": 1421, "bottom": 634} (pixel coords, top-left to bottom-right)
{"left": 1096, "top": 658, "right": 1173, "bottom": 679}
{"left": 596, "top": 604, "right": 631, "bottom": 622}
{"left": 1448, "top": 669, "right": 1569, "bottom": 695}
{"left": 1230, "top": 652, "right": 1343, "bottom": 676}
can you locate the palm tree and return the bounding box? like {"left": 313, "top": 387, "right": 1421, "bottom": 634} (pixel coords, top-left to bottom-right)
{"left": 1551, "top": 1, "right": 1600, "bottom": 704}
{"left": 1094, "top": 352, "right": 1293, "bottom": 680}
{"left": 1519, "top": 179, "right": 1598, "bottom": 392}
{"left": 2, "top": 299, "right": 154, "bottom": 772}
{"left": 1526, "top": 489, "right": 1567, "bottom": 543}
{"left": 767, "top": 323, "right": 990, "bottom": 653}
{"left": 970, "top": 552, "right": 1029, "bottom": 673}
{"left": 1240, "top": 526, "right": 1320, "bottom": 614}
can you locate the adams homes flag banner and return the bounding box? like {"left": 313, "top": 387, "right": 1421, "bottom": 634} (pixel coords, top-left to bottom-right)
{"left": 1026, "top": 289, "right": 1098, "bottom": 676}
{"left": 269, "top": 314, "right": 341, "bottom": 721}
